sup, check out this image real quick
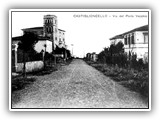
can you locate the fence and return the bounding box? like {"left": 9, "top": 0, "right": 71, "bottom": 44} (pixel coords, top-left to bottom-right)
{"left": 16, "top": 61, "right": 44, "bottom": 73}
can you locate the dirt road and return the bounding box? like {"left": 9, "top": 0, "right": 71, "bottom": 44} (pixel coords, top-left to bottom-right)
{"left": 12, "top": 59, "right": 147, "bottom": 108}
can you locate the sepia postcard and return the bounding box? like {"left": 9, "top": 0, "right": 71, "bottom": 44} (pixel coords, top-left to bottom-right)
{"left": 9, "top": 9, "right": 151, "bottom": 111}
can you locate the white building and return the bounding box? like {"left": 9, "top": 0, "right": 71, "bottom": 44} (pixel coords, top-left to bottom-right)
{"left": 109, "top": 25, "right": 148, "bottom": 62}
{"left": 110, "top": 34, "right": 124, "bottom": 45}
{"left": 58, "top": 29, "right": 66, "bottom": 48}
{"left": 12, "top": 35, "right": 52, "bottom": 53}
{"left": 12, "top": 14, "right": 67, "bottom": 72}
{"left": 123, "top": 25, "right": 148, "bottom": 62}
{"left": 12, "top": 14, "right": 66, "bottom": 53}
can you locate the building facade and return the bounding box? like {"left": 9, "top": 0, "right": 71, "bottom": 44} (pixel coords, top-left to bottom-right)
{"left": 12, "top": 14, "right": 66, "bottom": 53}
{"left": 12, "top": 14, "right": 67, "bottom": 72}
{"left": 110, "top": 34, "right": 124, "bottom": 45}
{"left": 109, "top": 25, "right": 148, "bottom": 62}
{"left": 86, "top": 52, "right": 98, "bottom": 62}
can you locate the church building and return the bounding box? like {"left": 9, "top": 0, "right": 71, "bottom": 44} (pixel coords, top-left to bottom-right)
{"left": 12, "top": 15, "right": 67, "bottom": 72}
{"left": 12, "top": 14, "right": 66, "bottom": 53}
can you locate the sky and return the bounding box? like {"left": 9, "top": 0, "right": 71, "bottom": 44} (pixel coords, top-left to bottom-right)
{"left": 11, "top": 10, "right": 148, "bottom": 58}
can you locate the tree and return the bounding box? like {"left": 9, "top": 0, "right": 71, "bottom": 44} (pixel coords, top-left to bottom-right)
{"left": 66, "top": 49, "right": 71, "bottom": 59}
{"left": 18, "top": 32, "right": 38, "bottom": 77}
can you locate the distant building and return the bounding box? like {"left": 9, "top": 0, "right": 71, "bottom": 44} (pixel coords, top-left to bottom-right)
{"left": 12, "top": 14, "right": 67, "bottom": 72}
{"left": 86, "top": 52, "right": 98, "bottom": 62}
{"left": 58, "top": 29, "right": 65, "bottom": 48}
{"left": 86, "top": 53, "right": 91, "bottom": 60}
{"left": 12, "top": 14, "right": 66, "bottom": 53}
{"left": 109, "top": 25, "right": 148, "bottom": 62}
{"left": 91, "top": 52, "right": 98, "bottom": 62}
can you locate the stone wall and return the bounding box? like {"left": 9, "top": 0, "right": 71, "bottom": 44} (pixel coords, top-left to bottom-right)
{"left": 16, "top": 61, "right": 44, "bottom": 73}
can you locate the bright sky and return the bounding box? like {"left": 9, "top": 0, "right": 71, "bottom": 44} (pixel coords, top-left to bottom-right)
{"left": 11, "top": 10, "right": 148, "bottom": 58}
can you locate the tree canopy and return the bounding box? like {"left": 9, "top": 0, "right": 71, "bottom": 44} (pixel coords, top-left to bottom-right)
{"left": 18, "top": 32, "right": 38, "bottom": 52}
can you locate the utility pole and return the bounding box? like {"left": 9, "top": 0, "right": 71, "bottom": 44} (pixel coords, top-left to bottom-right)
{"left": 71, "top": 44, "right": 74, "bottom": 57}
{"left": 43, "top": 44, "right": 47, "bottom": 69}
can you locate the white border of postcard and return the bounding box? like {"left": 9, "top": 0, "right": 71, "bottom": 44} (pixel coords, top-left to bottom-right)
{"left": 9, "top": 9, "right": 151, "bottom": 111}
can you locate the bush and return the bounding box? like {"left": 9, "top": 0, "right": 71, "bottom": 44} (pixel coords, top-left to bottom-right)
{"left": 85, "top": 61, "right": 149, "bottom": 98}
{"left": 97, "top": 42, "right": 148, "bottom": 70}
{"left": 17, "top": 48, "right": 42, "bottom": 63}
{"left": 12, "top": 77, "right": 36, "bottom": 92}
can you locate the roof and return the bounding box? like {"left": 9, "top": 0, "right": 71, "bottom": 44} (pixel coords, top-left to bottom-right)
{"left": 58, "top": 29, "right": 65, "bottom": 32}
{"left": 122, "top": 25, "right": 148, "bottom": 35}
{"left": 22, "top": 27, "right": 43, "bottom": 31}
{"left": 109, "top": 25, "right": 148, "bottom": 40}
{"left": 12, "top": 36, "right": 23, "bottom": 41}
{"left": 12, "top": 35, "right": 51, "bottom": 41}
{"left": 22, "top": 27, "right": 65, "bottom": 32}
{"left": 110, "top": 34, "right": 124, "bottom": 40}
{"left": 38, "top": 36, "right": 51, "bottom": 40}
{"left": 44, "top": 14, "right": 57, "bottom": 18}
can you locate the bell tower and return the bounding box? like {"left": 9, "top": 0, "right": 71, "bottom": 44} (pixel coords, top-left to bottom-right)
{"left": 43, "top": 15, "right": 58, "bottom": 51}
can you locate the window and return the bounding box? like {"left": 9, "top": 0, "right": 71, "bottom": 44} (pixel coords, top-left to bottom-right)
{"left": 50, "top": 27, "right": 52, "bottom": 32}
{"left": 131, "top": 35, "right": 134, "bottom": 44}
{"left": 124, "top": 37, "right": 127, "bottom": 45}
{"left": 128, "top": 36, "right": 130, "bottom": 45}
{"left": 46, "top": 27, "right": 49, "bottom": 32}
{"left": 45, "top": 19, "right": 47, "bottom": 23}
{"left": 144, "top": 33, "right": 148, "bottom": 43}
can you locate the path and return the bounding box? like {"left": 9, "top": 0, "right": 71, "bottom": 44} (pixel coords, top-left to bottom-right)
{"left": 12, "top": 59, "right": 147, "bottom": 108}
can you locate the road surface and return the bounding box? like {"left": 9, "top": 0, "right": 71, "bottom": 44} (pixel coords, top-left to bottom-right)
{"left": 12, "top": 59, "right": 147, "bottom": 108}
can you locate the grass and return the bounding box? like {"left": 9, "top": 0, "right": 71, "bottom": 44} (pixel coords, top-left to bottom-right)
{"left": 86, "top": 61, "right": 149, "bottom": 99}
{"left": 12, "top": 59, "right": 73, "bottom": 91}
{"left": 12, "top": 77, "right": 36, "bottom": 92}
{"left": 27, "top": 65, "right": 58, "bottom": 76}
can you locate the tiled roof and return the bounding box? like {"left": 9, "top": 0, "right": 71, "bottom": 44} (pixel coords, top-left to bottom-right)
{"left": 122, "top": 25, "right": 148, "bottom": 35}
{"left": 22, "top": 27, "right": 65, "bottom": 32}
{"left": 58, "top": 29, "right": 65, "bottom": 32}
{"left": 12, "top": 35, "right": 51, "bottom": 41}
{"left": 109, "top": 25, "right": 148, "bottom": 40}
{"left": 12, "top": 36, "right": 23, "bottom": 41}
{"left": 22, "top": 27, "right": 43, "bottom": 31}
{"left": 110, "top": 34, "right": 124, "bottom": 40}
{"left": 38, "top": 36, "right": 51, "bottom": 40}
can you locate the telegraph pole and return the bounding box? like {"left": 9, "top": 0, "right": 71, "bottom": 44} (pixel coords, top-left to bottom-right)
{"left": 71, "top": 44, "right": 74, "bottom": 57}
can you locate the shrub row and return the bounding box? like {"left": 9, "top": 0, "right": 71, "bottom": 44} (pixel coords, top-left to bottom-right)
{"left": 86, "top": 61, "right": 149, "bottom": 98}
